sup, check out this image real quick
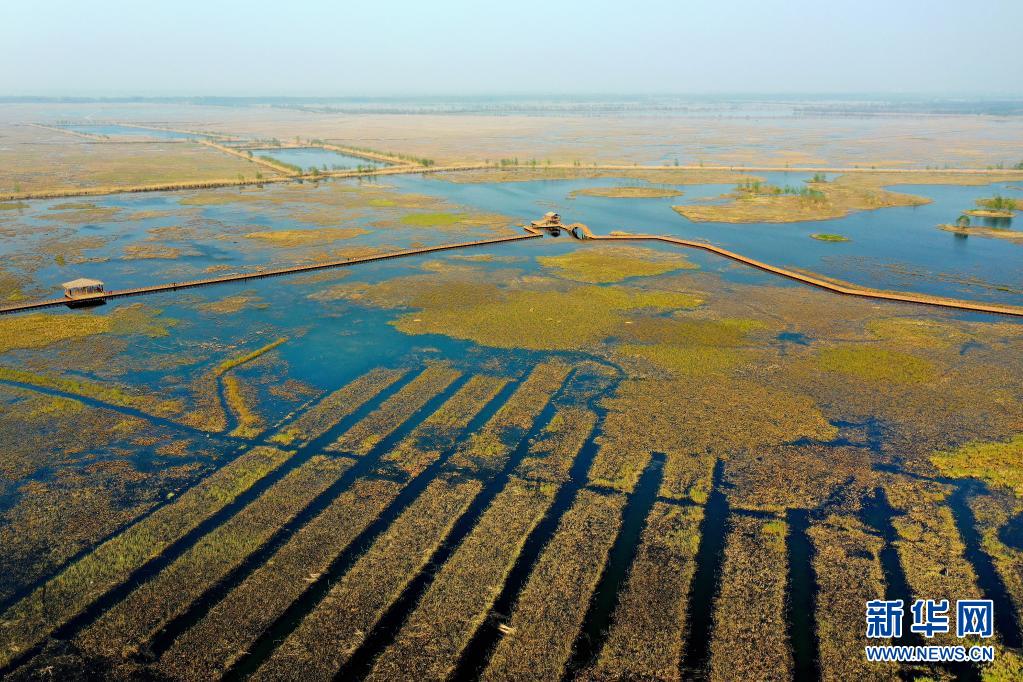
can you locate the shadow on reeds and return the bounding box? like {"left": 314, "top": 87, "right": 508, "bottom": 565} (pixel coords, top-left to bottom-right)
{"left": 680, "top": 458, "right": 729, "bottom": 680}
{"left": 562, "top": 453, "right": 666, "bottom": 678}
{"left": 786, "top": 509, "right": 821, "bottom": 682}
{"left": 224, "top": 372, "right": 535, "bottom": 679}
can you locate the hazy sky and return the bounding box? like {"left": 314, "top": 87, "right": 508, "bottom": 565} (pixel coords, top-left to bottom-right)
{"left": 3, "top": 0, "right": 1022, "bottom": 96}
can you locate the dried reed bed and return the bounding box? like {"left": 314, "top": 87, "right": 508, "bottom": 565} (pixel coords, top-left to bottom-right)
{"left": 327, "top": 364, "right": 461, "bottom": 455}
{"left": 368, "top": 476, "right": 559, "bottom": 680}
{"left": 809, "top": 515, "right": 896, "bottom": 682}
{"left": 76, "top": 455, "right": 351, "bottom": 659}
{"left": 448, "top": 361, "right": 571, "bottom": 475}
{"left": 515, "top": 408, "right": 597, "bottom": 483}
{"left": 378, "top": 375, "right": 508, "bottom": 478}
{"left": 269, "top": 368, "right": 404, "bottom": 446}
{"left": 159, "top": 376, "right": 506, "bottom": 679}
{"left": 253, "top": 475, "right": 482, "bottom": 681}
{"left": 593, "top": 502, "right": 704, "bottom": 680}
{"left": 224, "top": 374, "right": 264, "bottom": 438}
{"left": 883, "top": 475, "right": 984, "bottom": 645}
{"left": 0, "top": 445, "right": 294, "bottom": 669}
{"left": 482, "top": 489, "right": 627, "bottom": 681}
{"left": 708, "top": 515, "right": 792, "bottom": 682}
{"left": 158, "top": 478, "right": 397, "bottom": 679}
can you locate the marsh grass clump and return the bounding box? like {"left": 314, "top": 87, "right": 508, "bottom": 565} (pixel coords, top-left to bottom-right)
{"left": 482, "top": 489, "right": 627, "bottom": 681}
{"left": 0, "top": 445, "right": 294, "bottom": 670}
{"left": 931, "top": 435, "right": 1023, "bottom": 497}
{"left": 617, "top": 344, "right": 745, "bottom": 377}
{"left": 709, "top": 514, "right": 792, "bottom": 682}
{"left": 866, "top": 317, "right": 971, "bottom": 350}
{"left": 595, "top": 502, "right": 703, "bottom": 680}
{"left": 399, "top": 212, "right": 463, "bottom": 227}
{"left": 369, "top": 477, "right": 559, "bottom": 680}
{"left": 536, "top": 246, "right": 696, "bottom": 283}
{"left": 817, "top": 346, "right": 936, "bottom": 384}
{"left": 811, "top": 233, "right": 849, "bottom": 242}
{"left": 0, "top": 366, "right": 181, "bottom": 418}
{"left": 255, "top": 475, "right": 482, "bottom": 680}
{"left": 328, "top": 364, "right": 461, "bottom": 455}
{"left": 269, "top": 368, "right": 404, "bottom": 446}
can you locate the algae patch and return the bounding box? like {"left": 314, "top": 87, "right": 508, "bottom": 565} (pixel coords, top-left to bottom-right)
{"left": 537, "top": 246, "right": 696, "bottom": 283}
{"left": 931, "top": 435, "right": 1023, "bottom": 498}
{"left": 817, "top": 346, "right": 936, "bottom": 384}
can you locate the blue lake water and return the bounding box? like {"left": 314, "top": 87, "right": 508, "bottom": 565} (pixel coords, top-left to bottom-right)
{"left": 249, "top": 147, "right": 386, "bottom": 171}
{"left": 385, "top": 173, "right": 1022, "bottom": 305}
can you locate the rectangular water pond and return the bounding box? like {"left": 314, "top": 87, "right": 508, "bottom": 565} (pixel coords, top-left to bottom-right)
{"left": 249, "top": 147, "right": 387, "bottom": 172}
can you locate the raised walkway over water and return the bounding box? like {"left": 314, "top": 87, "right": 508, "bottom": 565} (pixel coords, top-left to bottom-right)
{"left": 2, "top": 223, "right": 1021, "bottom": 318}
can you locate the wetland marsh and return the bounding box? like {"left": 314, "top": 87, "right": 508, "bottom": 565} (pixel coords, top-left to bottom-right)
{"left": 1, "top": 100, "right": 1022, "bottom": 682}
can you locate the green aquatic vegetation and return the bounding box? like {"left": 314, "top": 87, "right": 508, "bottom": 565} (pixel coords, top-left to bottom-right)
{"left": 621, "top": 316, "right": 766, "bottom": 346}
{"left": 0, "top": 304, "right": 174, "bottom": 354}
{"left": 590, "top": 378, "right": 836, "bottom": 498}
{"left": 328, "top": 364, "right": 461, "bottom": 455}
{"left": 482, "top": 489, "right": 627, "bottom": 681}
{"left": 224, "top": 374, "right": 265, "bottom": 438}
{"left": 393, "top": 285, "right": 703, "bottom": 351}
{"left": 0, "top": 201, "right": 29, "bottom": 210}
{"left": 617, "top": 343, "right": 745, "bottom": 377}
{"left": 817, "top": 345, "right": 937, "bottom": 384}
{"left": 983, "top": 650, "right": 1023, "bottom": 682}
{"left": 809, "top": 515, "right": 895, "bottom": 681}
{"left": 369, "top": 477, "right": 558, "bottom": 680}
{"left": 0, "top": 366, "right": 181, "bottom": 418}
{"left": 811, "top": 233, "right": 850, "bottom": 242}
{"left": 967, "top": 494, "right": 1023, "bottom": 639}
{"left": 595, "top": 502, "right": 703, "bottom": 681}
{"left": 243, "top": 227, "right": 369, "bottom": 246}
{"left": 255, "top": 475, "right": 482, "bottom": 681}
{"left": 38, "top": 205, "right": 121, "bottom": 224}
{"left": 216, "top": 337, "right": 287, "bottom": 375}
{"left": 536, "top": 245, "right": 696, "bottom": 283}
{"left": 197, "top": 293, "right": 266, "bottom": 314}
{"left": 866, "top": 317, "right": 970, "bottom": 349}
{"left": 709, "top": 515, "right": 792, "bottom": 682}
{"left": 269, "top": 367, "right": 405, "bottom": 446}
{"left": 122, "top": 243, "right": 195, "bottom": 260}
{"left": 931, "top": 435, "right": 1023, "bottom": 497}
{"left": 0, "top": 445, "right": 294, "bottom": 669}
{"left": 78, "top": 455, "right": 351, "bottom": 659}
{"left": 400, "top": 212, "right": 463, "bottom": 227}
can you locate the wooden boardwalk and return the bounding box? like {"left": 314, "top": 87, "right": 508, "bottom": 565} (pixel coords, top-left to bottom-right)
{"left": 2, "top": 223, "right": 1020, "bottom": 318}
{"left": 0, "top": 229, "right": 543, "bottom": 316}
{"left": 572, "top": 225, "right": 1023, "bottom": 317}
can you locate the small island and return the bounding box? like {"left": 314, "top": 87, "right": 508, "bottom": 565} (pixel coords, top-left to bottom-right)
{"left": 571, "top": 186, "right": 683, "bottom": 199}
{"left": 811, "top": 233, "right": 850, "bottom": 242}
